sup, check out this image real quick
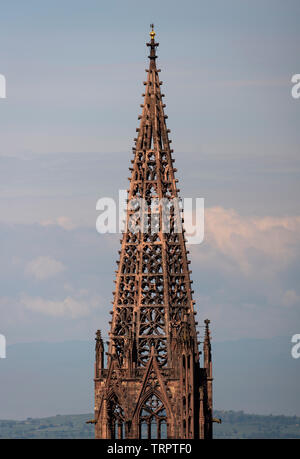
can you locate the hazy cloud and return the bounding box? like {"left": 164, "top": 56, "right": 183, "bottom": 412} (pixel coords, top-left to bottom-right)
{"left": 282, "top": 289, "right": 300, "bottom": 308}
{"left": 25, "top": 256, "right": 66, "bottom": 280}
{"left": 40, "top": 217, "right": 77, "bottom": 231}
{"left": 20, "top": 292, "right": 100, "bottom": 319}
{"left": 192, "top": 207, "right": 300, "bottom": 276}
{"left": 187, "top": 207, "right": 300, "bottom": 340}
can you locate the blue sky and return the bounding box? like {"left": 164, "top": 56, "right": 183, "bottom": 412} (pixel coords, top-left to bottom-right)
{"left": 1, "top": 0, "right": 299, "bottom": 160}
{"left": 0, "top": 0, "right": 300, "bottom": 416}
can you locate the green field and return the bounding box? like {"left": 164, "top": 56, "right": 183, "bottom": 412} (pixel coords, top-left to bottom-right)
{"left": 1, "top": 410, "right": 300, "bottom": 439}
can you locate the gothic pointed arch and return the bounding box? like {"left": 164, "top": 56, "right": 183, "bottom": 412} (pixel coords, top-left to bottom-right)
{"left": 138, "top": 392, "right": 168, "bottom": 439}
{"left": 107, "top": 392, "right": 125, "bottom": 439}
{"left": 132, "top": 352, "right": 173, "bottom": 423}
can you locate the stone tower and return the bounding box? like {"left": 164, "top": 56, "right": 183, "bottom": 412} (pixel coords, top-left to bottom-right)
{"left": 94, "top": 27, "right": 213, "bottom": 439}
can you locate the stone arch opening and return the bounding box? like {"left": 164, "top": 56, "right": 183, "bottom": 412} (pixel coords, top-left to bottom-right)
{"left": 139, "top": 393, "right": 167, "bottom": 439}
{"left": 107, "top": 394, "right": 125, "bottom": 439}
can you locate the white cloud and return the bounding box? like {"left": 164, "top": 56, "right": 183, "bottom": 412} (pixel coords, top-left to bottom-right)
{"left": 40, "top": 216, "right": 76, "bottom": 230}
{"left": 25, "top": 256, "right": 66, "bottom": 280}
{"left": 20, "top": 293, "right": 99, "bottom": 319}
{"left": 188, "top": 207, "right": 300, "bottom": 339}
{"left": 191, "top": 207, "right": 300, "bottom": 275}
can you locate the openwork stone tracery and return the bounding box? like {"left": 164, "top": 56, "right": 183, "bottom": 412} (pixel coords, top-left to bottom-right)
{"left": 94, "top": 27, "right": 213, "bottom": 439}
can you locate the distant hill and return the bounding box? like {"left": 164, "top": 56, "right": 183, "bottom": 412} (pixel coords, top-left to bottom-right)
{"left": 213, "top": 410, "right": 300, "bottom": 439}
{"left": 0, "top": 414, "right": 94, "bottom": 439}
{"left": 1, "top": 411, "right": 300, "bottom": 439}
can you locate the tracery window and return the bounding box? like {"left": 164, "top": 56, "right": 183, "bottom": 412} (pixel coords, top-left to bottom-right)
{"left": 108, "top": 395, "right": 125, "bottom": 439}
{"left": 139, "top": 394, "right": 167, "bottom": 439}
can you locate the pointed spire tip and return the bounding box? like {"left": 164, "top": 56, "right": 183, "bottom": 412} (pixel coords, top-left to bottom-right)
{"left": 150, "top": 23, "right": 155, "bottom": 40}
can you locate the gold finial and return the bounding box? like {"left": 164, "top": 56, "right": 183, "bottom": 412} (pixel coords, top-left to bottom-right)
{"left": 150, "top": 23, "right": 155, "bottom": 40}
